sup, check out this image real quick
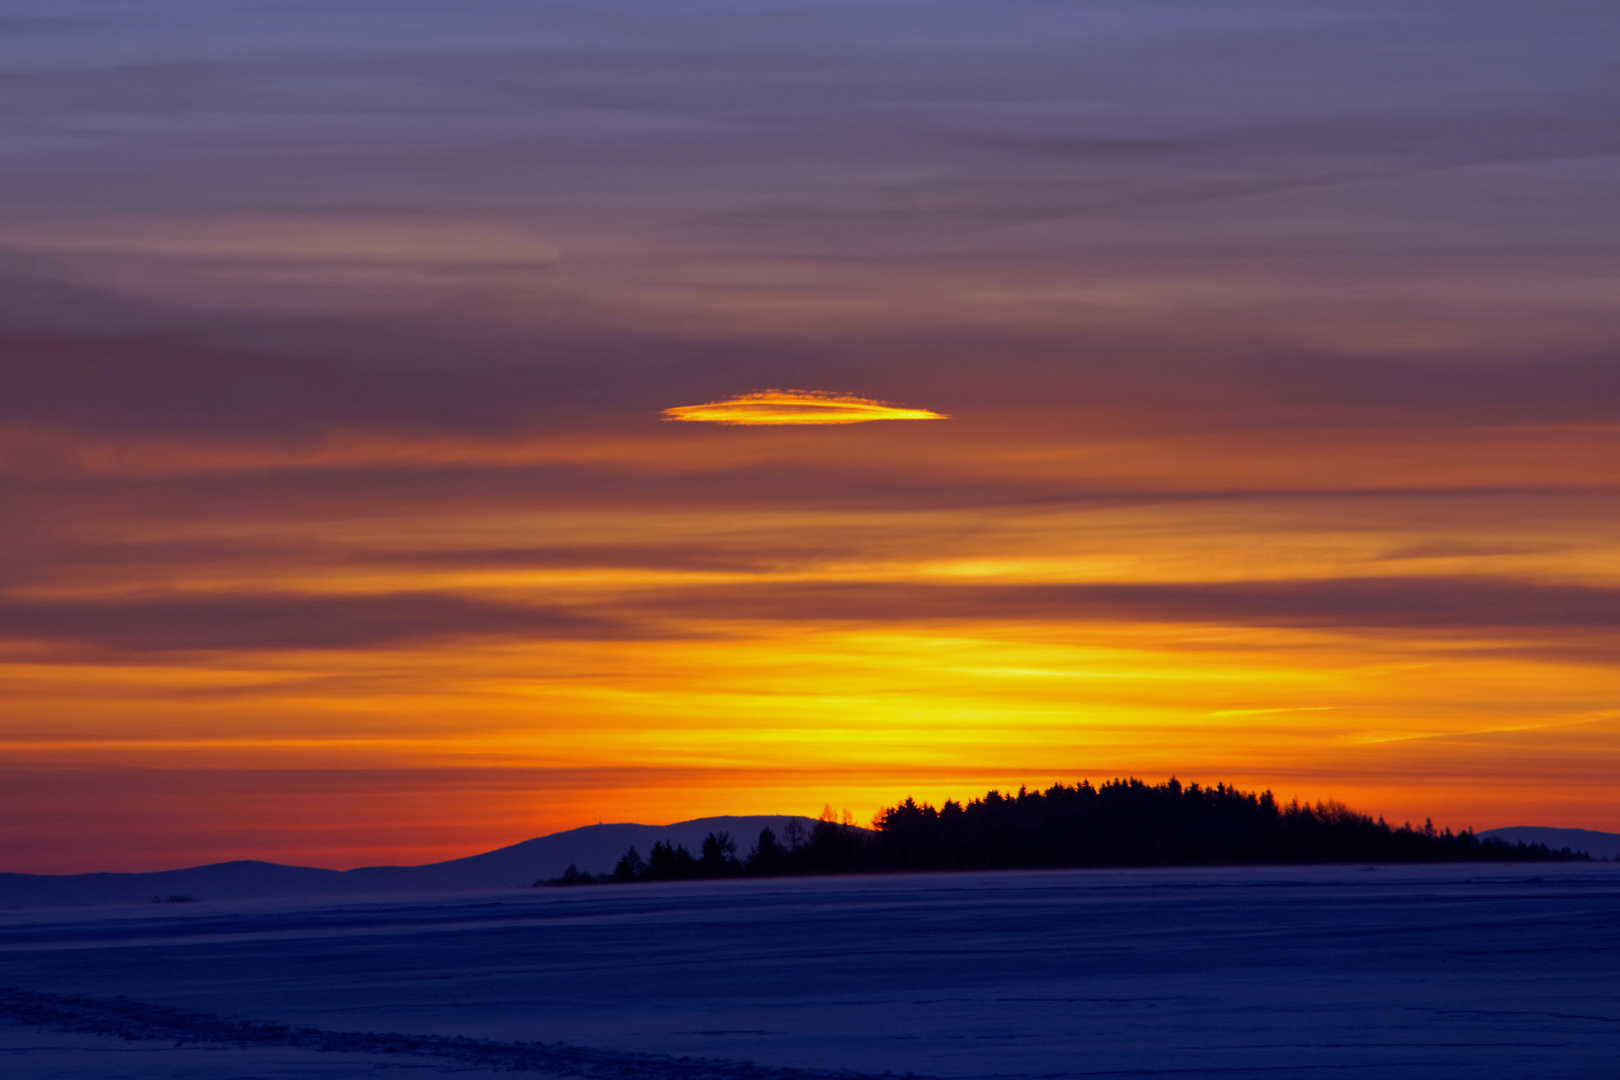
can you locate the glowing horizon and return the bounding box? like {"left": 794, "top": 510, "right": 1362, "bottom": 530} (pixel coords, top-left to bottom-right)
{"left": 663, "top": 390, "right": 948, "bottom": 426}
{"left": 3, "top": 1, "right": 1618, "bottom": 875}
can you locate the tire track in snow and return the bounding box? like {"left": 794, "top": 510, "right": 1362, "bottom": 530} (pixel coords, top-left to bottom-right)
{"left": 0, "top": 988, "right": 906, "bottom": 1080}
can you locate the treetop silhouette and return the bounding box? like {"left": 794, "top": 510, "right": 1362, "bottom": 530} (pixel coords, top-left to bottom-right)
{"left": 543, "top": 778, "right": 1580, "bottom": 886}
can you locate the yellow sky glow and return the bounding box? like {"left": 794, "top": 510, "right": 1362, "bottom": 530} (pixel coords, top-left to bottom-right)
{"left": 8, "top": 4, "right": 1620, "bottom": 882}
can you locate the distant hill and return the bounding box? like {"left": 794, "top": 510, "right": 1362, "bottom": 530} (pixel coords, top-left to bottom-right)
{"left": 1480, "top": 827, "right": 1620, "bottom": 860}
{"left": 9, "top": 805, "right": 1601, "bottom": 912}
{"left": 0, "top": 815, "right": 815, "bottom": 910}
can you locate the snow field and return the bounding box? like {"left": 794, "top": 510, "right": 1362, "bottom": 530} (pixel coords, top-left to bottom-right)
{"left": 2, "top": 863, "right": 1617, "bottom": 1078}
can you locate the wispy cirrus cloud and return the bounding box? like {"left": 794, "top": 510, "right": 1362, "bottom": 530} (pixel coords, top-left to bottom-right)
{"left": 663, "top": 390, "right": 947, "bottom": 426}
{"left": 0, "top": 593, "right": 640, "bottom": 653}
{"left": 621, "top": 577, "right": 1620, "bottom": 633}
{"left": 9, "top": 576, "right": 1620, "bottom": 658}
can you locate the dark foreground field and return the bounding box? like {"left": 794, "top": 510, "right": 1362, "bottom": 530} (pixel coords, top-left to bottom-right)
{"left": 2, "top": 864, "right": 1617, "bottom": 1079}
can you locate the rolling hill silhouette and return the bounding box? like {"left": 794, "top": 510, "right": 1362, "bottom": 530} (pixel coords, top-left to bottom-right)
{"left": 0, "top": 815, "right": 816, "bottom": 910}
{"left": 5, "top": 811, "right": 1606, "bottom": 911}
{"left": 1480, "top": 827, "right": 1620, "bottom": 860}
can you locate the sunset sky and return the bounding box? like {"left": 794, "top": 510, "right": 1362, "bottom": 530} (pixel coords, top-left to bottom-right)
{"left": 4, "top": 0, "right": 1619, "bottom": 873}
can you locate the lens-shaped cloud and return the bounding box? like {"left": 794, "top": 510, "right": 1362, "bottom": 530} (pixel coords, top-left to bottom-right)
{"left": 663, "top": 389, "right": 947, "bottom": 426}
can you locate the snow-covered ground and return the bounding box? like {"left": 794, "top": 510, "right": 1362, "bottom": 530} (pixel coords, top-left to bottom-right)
{"left": 2, "top": 863, "right": 1617, "bottom": 1079}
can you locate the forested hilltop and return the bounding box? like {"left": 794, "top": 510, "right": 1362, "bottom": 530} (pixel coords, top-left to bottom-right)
{"left": 547, "top": 778, "right": 1582, "bottom": 885}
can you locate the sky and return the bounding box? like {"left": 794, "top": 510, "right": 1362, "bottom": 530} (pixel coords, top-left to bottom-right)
{"left": 4, "top": 0, "right": 1619, "bottom": 873}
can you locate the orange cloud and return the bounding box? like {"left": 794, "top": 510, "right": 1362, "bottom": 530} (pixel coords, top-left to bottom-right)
{"left": 663, "top": 389, "right": 947, "bottom": 426}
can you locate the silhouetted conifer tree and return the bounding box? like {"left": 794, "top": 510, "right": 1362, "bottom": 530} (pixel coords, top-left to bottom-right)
{"left": 611, "top": 847, "right": 645, "bottom": 882}
{"left": 541, "top": 863, "right": 600, "bottom": 887}
{"left": 746, "top": 827, "right": 786, "bottom": 875}
{"left": 787, "top": 809, "right": 871, "bottom": 875}
{"left": 781, "top": 819, "right": 807, "bottom": 852}
{"left": 644, "top": 839, "right": 698, "bottom": 880}
{"left": 699, "top": 831, "right": 742, "bottom": 877}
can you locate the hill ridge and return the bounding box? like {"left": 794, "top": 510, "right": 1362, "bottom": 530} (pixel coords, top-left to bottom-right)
{"left": 0, "top": 815, "right": 817, "bottom": 910}
{"left": 1479, "top": 826, "right": 1620, "bottom": 860}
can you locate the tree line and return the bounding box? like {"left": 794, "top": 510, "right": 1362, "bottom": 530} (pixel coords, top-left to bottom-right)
{"left": 542, "top": 777, "right": 1582, "bottom": 885}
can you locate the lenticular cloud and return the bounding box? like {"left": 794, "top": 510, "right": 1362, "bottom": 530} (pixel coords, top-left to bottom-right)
{"left": 663, "top": 390, "right": 947, "bottom": 425}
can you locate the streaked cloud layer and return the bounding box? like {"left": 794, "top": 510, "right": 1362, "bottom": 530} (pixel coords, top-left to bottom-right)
{"left": 2, "top": 0, "right": 1618, "bottom": 872}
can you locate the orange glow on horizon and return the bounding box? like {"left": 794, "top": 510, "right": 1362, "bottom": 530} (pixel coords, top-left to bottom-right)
{"left": 5, "top": 408, "right": 1620, "bottom": 873}
{"left": 9, "top": 4, "right": 1620, "bottom": 877}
